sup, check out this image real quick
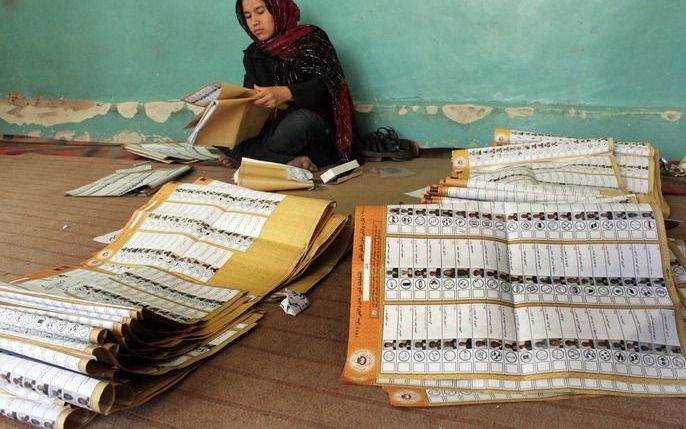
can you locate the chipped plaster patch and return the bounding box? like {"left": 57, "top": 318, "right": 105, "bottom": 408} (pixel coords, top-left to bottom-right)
{"left": 505, "top": 107, "right": 534, "bottom": 118}
{"left": 426, "top": 106, "right": 440, "bottom": 115}
{"left": 0, "top": 100, "right": 111, "bottom": 127}
{"left": 152, "top": 135, "right": 174, "bottom": 143}
{"left": 579, "top": 111, "right": 588, "bottom": 120}
{"left": 7, "top": 94, "right": 101, "bottom": 110}
{"left": 112, "top": 131, "right": 146, "bottom": 144}
{"left": 144, "top": 101, "right": 185, "bottom": 123}
{"left": 117, "top": 102, "right": 139, "bottom": 119}
{"left": 442, "top": 104, "right": 493, "bottom": 125}
{"left": 662, "top": 111, "right": 682, "bottom": 122}
{"left": 412, "top": 106, "right": 420, "bottom": 112}
{"left": 354, "top": 104, "right": 374, "bottom": 113}
{"left": 6, "top": 92, "right": 28, "bottom": 106}
{"left": 568, "top": 108, "right": 577, "bottom": 117}
{"left": 27, "top": 130, "right": 42, "bottom": 138}
{"left": 75, "top": 132, "right": 91, "bottom": 141}
{"left": 398, "top": 106, "right": 409, "bottom": 116}
{"left": 186, "top": 102, "right": 206, "bottom": 116}
{"left": 54, "top": 130, "right": 75, "bottom": 140}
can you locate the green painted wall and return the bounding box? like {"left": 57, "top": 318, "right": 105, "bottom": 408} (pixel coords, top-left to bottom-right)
{"left": 1, "top": 0, "right": 684, "bottom": 158}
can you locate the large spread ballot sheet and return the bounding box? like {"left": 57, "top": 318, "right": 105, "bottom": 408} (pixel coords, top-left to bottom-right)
{"left": 388, "top": 129, "right": 683, "bottom": 407}
{"left": 0, "top": 179, "right": 350, "bottom": 428}
{"left": 341, "top": 202, "right": 686, "bottom": 406}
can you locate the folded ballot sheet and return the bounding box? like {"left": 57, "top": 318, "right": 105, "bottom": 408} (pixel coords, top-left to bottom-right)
{"left": 0, "top": 180, "right": 351, "bottom": 428}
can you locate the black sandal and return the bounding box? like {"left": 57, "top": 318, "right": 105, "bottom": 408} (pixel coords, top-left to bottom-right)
{"left": 357, "top": 127, "right": 418, "bottom": 162}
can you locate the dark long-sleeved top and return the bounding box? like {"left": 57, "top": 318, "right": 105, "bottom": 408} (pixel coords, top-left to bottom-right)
{"left": 242, "top": 44, "right": 329, "bottom": 109}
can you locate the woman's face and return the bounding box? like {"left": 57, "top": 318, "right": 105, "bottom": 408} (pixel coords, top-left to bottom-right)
{"left": 242, "top": 0, "right": 276, "bottom": 41}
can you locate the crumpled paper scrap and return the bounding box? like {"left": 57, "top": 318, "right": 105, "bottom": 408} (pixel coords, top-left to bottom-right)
{"left": 280, "top": 289, "right": 310, "bottom": 316}
{"left": 93, "top": 229, "right": 123, "bottom": 244}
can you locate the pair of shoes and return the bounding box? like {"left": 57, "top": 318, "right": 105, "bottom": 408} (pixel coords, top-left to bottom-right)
{"left": 357, "top": 127, "right": 418, "bottom": 162}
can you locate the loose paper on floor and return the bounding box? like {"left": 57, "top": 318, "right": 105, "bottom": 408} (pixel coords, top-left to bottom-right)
{"left": 66, "top": 165, "right": 192, "bottom": 197}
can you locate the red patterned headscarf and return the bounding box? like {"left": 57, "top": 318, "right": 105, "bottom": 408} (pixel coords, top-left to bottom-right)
{"left": 236, "top": 0, "right": 354, "bottom": 161}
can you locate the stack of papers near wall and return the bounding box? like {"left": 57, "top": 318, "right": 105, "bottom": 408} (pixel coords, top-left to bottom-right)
{"left": 233, "top": 158, "right": 314, "bottom": 191}
{"left": 66, "top": 164, "right": 193, "bottom": 197}
{"left": 123, "top": 143, "right": 219, "bottom": 164}
{"left": 425, "top": 136, "right": 624, "bottom": 201}
{"left": 487, "top": 129, "right": 669, "bottom": 214}
{"left": 341, "top": 130, "right": 686, "bottom": 407}
{"left": 0, "top": 180, "right": 351, "bottom": 428}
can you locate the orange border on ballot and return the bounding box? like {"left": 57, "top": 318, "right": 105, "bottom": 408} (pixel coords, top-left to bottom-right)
{"left": 340, "top": 206, "right": 386, "bottom": 385}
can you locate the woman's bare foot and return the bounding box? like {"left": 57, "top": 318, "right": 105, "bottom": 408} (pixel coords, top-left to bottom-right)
{"left": 218, "top": 152, "right": 239, "bottom": 169}
{"left": 288, "top": 156, "right": 318, "bottom": 172}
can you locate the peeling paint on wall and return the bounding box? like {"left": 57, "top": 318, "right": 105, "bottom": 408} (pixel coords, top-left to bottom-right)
{"left": 3, "top": 92, "right": 683, "bottom": 159}
{"left": 112, "top": 131, "right": 146, "bottom": 144}
{"left": 5, "top": 93, "right": 104, "bottom": 111}
{"left": 354, "top": 104, "right": 374, "bottom": 113}
{"left": 117, "top": 102, "right": 139, "bottom": 119}
{"left": 152, "top": 135, "right": 175, "bottom": 143}
{"left": 75, "top": 132, "right": 91, "bottom": 142}
{"left": 442, "top": 104, "right": 494, "bottom": 125}
{"left": 54, "top": 130, "right": 76, "bottom": 140}
{"left": 0, "top": 97, "right": 111, "bottom": 127}
{"left": 185, "top": 102, "right": 205, "bottom": 116}
{"left": 505, "top": 107, "right": 534, "bottom": 118}
{"left": 426, "top": 106, "right": 439, "bottom": 115}
{"left": 662, "top": 111, "right": 682, "bottom": 122}
{"left": 144, "top": 101, "right": 185, "bottom": 124}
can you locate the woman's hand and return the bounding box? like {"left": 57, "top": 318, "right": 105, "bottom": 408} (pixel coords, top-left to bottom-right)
{"left": 253, "top": 85, "right": 293, "bottom": 109}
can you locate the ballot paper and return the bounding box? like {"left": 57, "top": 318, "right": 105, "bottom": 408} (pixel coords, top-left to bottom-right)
{"left": 0, "top": 180, "right": 351, "bottom": 427}
{"left": 433, "top": 138, "right": 629, "bottom": 204}
{"left": 233, "top": 158, "right": 314, "bottom": 192}
{"left": 183, "top": 82, "right": 274, "bottom": 149}
{"left": 342, "top": 202, "right": 686, "bottom": 405}
{"left": 486, "top": 129, "right": 666, "bottom": 213}
{"left": 123, "top": 142, "right": 219, "bottom": 164}
{"left": 66, "top": 165, "right": 192, "bottom": 197}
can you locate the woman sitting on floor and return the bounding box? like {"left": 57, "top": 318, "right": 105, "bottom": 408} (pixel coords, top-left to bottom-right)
{"left": 219, "top": 0, "right": 354, "bottom": 172}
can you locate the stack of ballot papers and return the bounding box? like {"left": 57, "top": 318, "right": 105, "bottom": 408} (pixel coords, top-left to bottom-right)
{"left": 123, "top": 143, "right": 219, "bottom": 164}
{"left": 0, "top": 180, "right": 351, "bottom": 428}
{"left": 320, "top": 160, "right": 361, "bottom": 184}
{"left": 422, "top": 130, "right": 666, "bottom": 212}
{"left": 65, "top": 164, "right": 193, "bottom": 197}
{"left": 341, "top": 130, "right": 686, "bottom": 407}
